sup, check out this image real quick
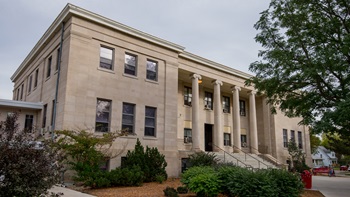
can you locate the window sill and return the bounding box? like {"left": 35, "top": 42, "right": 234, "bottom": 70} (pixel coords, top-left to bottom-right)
{"left": 45, "top": 76, "right": 51, "bottom": 82}
{"left": 183, "top": 105, "right": 192, "bottom": 108}
{"left": 97, "top": 67, "right": 115, "bottom": 74}
{"left": 143, "top": 136, "right": 157, "bottom": 140}
{"left": 121, "top": 134, "right": 138, "bottom": 139}
{"left": 123, "top": 73, "right": 138, "bottom": 79}
{"left": 184, "top": 143, "right": 192, "bottom": 146}
{"left": 145, "top": 79, "right": 159, "bottom": 84}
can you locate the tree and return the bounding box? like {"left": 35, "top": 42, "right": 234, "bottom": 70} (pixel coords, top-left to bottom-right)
{"left": 246, "top": 0, "right": 350, "bottom": 137}
{"left": 310, "top": 133, "right": 321, "bottom": 154}
{"left": 52, "top": 129, "right": 126, "bottom": 185}
{"left": 321, "top": 133, "right": 350, "bottom": 157}
{"left": 0, "top": 112, "right": 62, "bottom": 196}
{"left": 288, "top": 140, "right": 309, "bottom": 172}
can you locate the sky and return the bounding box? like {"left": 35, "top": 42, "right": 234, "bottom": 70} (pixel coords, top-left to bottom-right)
{"left": 0, "top": 0, "right": 270, "bottom": 100}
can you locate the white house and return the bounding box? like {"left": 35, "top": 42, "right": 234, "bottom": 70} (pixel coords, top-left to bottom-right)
{"left": 312, "top": 146, "right": 337, "bottom": 167}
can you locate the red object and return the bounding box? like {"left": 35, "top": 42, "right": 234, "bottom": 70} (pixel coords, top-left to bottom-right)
{"left": 301, "top": 170, "right": 312, "bottom": 189}
{"left": 312, "top": 166, "right": 329, "bottom": 175}
{"left": 340, "top": 166, "right": 347, "bottom": 171}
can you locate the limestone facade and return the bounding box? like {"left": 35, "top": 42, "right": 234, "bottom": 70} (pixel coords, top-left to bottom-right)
{"left": 8, "top": 4, "right": 312, "bottom": 177}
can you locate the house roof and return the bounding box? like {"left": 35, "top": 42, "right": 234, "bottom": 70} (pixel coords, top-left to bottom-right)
{"left": 11, "top": 3, "right": 252, "bottom": 82}
{"left": 0, "top": 99, "right": 42, "bottom": 110}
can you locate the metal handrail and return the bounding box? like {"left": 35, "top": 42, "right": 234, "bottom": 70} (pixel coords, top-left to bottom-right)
{"left": 232, "top": 145, "right": 273, "bottom": 169}
{"left": 211, "top": 144, "right": 253, "bottom": 170}
{"left": 259, "top": 154, "right": 282, "bottom": 168}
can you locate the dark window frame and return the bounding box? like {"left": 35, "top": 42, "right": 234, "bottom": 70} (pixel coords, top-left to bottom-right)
{"left": 298, "top": 131, "right": 303, "bottom": 149}
{"left": 239, "top": 100, "right": 246, "bottom": 116}
{"left": 99, "top": 46, "right": 114, "bottom": 70}
{"left": 56, "top": 48, "right": 60, "bottom": 71}
{"left": 122, "top": 102, "right": 135, "bottom": 134}
{"left": 144, "top": 106, "right": 156, "bottom": 137}
{"left": 224, "top": 133, "right": 231, "bottom": 146}
{"left": 204, "top": 91, "right": 213, "bottom": 110}
{"left": 24, "top": 114, "right": 34, "bottom": 132}
{"left": 146, "top": 59, "right": 158, "bottom": 81}
{"left": 28, "top": 75, "right": 32, "bottom": 93}
{"left": 34, "top": 68, "right": 39, "bottom": 88}
{"left": 222, "top": 96, "right": 230, "bottom": 113}
{"left": 283, "top": 129, "right": 288, "bottom": 148}
{"left": 290, "top": 130, "right": 295, "bottom": 142}
{"left": 241, "top": 134, "right": 247, "bottom": 147}
{"left": 47, "top": 56, "right": 52, "bottom": 78}
{"left": 51, "top": 100, "right": 55, "bottom": 126}
{"left": 95, "top": 98, "right": 111, "bottom": 132}
{"left": 184, "top": 128, "right": 192, "bottom": 143}
{"left": 184, "top": 86, "right": 192, "bottom": 106}
{"left": 124, "top": 53, "right": 137, "bottom": 76}
{"left": 42, "top": 104, "right": 47, "bottom": 128}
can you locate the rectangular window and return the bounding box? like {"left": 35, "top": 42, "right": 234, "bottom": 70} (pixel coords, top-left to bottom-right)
{"left": 124, "top": 53, "right": 137, "bottom": 76}
{"left": 222, "top": 96, "right": 230, "bottom": 113}
{"left": 146, "top": 59, "right": 157, "bottom": 81}
{"left": 95, "top": 99, "right": 111, "bottom": 132}
{"left": 99, "top": 158, "right": 110, "bottom": 171}
{"left": 20, "top": 84, "right": 24, "bottom": 100}
{"left": 239, "top": 100, "right": 246, "bottom": 116}
{"left": 184, "top": 128, "right": 192, "bottom": 143}
{"left": 100, "top": 46, "right": 113, "bottom": 70}
{"left": 42, "top": 104, "right": 47, "bottom": 128}
{"left": 290, "top": 130, "right": 295, "bottom": 142}
{"left": 47, "top": 56, "right": 52, "bottom": 78}
{"left": 16, "top": 88, "right": 20, "bottom": 100}
{"left": 145, "top": 106, "right": 156, "bottom": 136}
{"left": 283, "top": 129, "right": 288, "bottom": 148}
{"left": 34, "top": 69, "right": 39, "bottom": 88}
{"left": 122, "top": 103, "right": 135, "bottom": 134}
{"left": 298, "top": 131, "right": 303, "bottom": 149}
{"left": 184, "top": 86, "right": 192, "bottom": 106}
{"left": 241, "top": 135, "right": 247, "bottom": 147}
{"left": 56, "top": 48, "right": 60, "bottom": 71}
{"left": 204, "top": 92, "right": 213, "bottom": 110}
{"left": 24, "top": 115, "right": 34, "bottom": 132}
{"left": 224, "top": 133, "right": 231, "bottom": 146}
{"left": 28, "top": 75, "right": 32, "bottom": 93}
{"left": 51, "top": 100, "right": 55, "bottom": 126}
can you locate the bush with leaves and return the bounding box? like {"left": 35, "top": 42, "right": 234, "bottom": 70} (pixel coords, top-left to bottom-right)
{"left": 163, "top": 186, "right": 179, "bottom": 197}
{"left": 0, "top": 112, "right": 62, "bottom": 196}
{"left": 188, "top": 151, "right": 219, "bottom": 167}
{"left": 181, "top": 166, "right": 215, "bottom": 187}
{"left": 288, "top": 140, "right": 310, "bottom": 172}
{"left": 52, "top": 129, "right": 126, "bottom": 187}
{"left": 265, "top": 169, "right": 304, "bottom": 197}
{"left": 187, "top": 172, "right": 221, "bottom": 197}
{"left": 123, "top": 138, "right": 167, "bottom": 182}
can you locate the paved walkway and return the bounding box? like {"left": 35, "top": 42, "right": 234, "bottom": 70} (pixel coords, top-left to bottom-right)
{"left": 49, "top": 185, "right": 96, "bottom": 197}
{"left": 312, "top": 170, "right": 350, "bottom": 197}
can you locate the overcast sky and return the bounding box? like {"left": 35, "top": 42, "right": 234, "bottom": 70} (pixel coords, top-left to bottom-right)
{"left": 0, "top": 0, "right": 270, "bottom": 100}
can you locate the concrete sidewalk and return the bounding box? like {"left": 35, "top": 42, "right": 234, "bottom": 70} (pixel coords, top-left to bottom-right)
{"left": 312, "top": 172, "right": 350, "bottom": 197}
{"left": 49, "top": 186, "right": 96, "bottom": 197}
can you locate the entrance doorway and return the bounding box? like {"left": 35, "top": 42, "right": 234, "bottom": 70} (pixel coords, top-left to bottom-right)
{"left": 205, "top": 124, "right": 213, "bottom": 151}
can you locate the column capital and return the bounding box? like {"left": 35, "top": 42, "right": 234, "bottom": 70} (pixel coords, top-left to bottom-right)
{"left": 248, "top": 90, "right": 257, "bottom": 95}
{"left": 231, "top": 85, "right": 241, "bottom": 92}
{"left": 190, "top": 73, "right": 202, "bottom": 80}
{"left": 212, "top": 80, "right": 223, "bottom": 86}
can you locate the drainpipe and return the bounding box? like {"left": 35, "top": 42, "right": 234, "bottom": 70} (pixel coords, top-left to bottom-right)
{"left": 52, "top": 22, "right": 65, "bottom": 140}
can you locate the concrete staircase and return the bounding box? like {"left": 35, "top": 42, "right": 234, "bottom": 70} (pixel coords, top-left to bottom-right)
{"left": 215, "top": 152, "right": 278, "bottom": 170}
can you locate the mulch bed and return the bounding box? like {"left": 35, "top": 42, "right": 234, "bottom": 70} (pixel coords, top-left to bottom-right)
{"left": 74, "top": 178, "right": 324, "bottom": 197}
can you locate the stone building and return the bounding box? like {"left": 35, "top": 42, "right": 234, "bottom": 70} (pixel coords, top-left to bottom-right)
{"left": 8, "top": 4, "right": 312, "bottom": 177}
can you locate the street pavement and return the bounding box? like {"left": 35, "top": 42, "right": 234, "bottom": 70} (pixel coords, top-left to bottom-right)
{"left": 312, "top": 170, "right": 350, "bottom": 197}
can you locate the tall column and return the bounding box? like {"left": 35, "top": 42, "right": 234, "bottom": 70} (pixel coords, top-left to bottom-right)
{"left": 249, "top": 90, "right": 259, "bottom": 154}
{"left": 191, "top": 74, "right": 202, "bottom": 151}
{"left": 232, "top": 86, "right": 241, "bottom": 152}
{"left": 213, "top": 80, "right": 223, "bottom": 151}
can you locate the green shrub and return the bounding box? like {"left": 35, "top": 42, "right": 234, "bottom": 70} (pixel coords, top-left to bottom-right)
{"left": 181, "top": 166, "right": 214, "bottom": 186}
{"left": 123, "top": 139, "right": 167, "bottom": 182}
{"left": 176, "top": 186, "right": 188, "bottom": 194}
{"left": 188, "top": 151, "right": 219, "bottom": 167}
{"left": 187, "top": 172, "right": 221, "bottom": 197}
{"left": 163, "top": 186, "right": 179, "bottom": 197}
{"left": 155, "top": 174, "right": 166, "bottom": 183}
{"left": 217, "top": 165, "right": 249, "bottom": 195}
{"left": 119, "top": 165, "right": 144, "bottom": 186}
{"left": 266, "top": 169, "right": 304, "bottom": 197}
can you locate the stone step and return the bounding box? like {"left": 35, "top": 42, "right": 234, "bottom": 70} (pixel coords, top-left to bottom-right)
{"left": 214, "top": 152, "right": 277, "bottom": 169}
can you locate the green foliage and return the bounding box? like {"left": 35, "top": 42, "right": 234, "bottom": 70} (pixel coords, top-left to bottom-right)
{"left": 188, "top": 151, "right": 219, "bottom": 167}
{"left": 288, "top": 140, "right": 310, "bottom": 172}
{"left": 0, "top": 112, "right": 62, "bottom": 196}
{"left": 246, "top": 0, "right": 350, "bottom": 137}
{"left": 176, "top": 186, "right": 188, "bottom": 194}
{"left": 181, "top": 166, "right": 215, "bottom": 186}
{"left": 123, "top": 138, "right": 167, "bottom": 182}
{"left": 155, "top": 174, "right": 166, "bottom": 183}
{"left": 310, "top": 133, "right": 321, "bottom": 154}
{"left": 322, "top": 133, "right": 350, "bottom": 157}
{"left": 187, "top": 172, "right": 221, "bottom": 197}
{"left": 265, "top": 169, "right": 304, "bottom": 197}
{"left": 163, "top": 187, "right": 179, "bottom": 197}
{"left": 52, "top": 129, "right": 125, "bottom": 186}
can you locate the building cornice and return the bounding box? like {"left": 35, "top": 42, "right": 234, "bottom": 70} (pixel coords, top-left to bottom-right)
{"left": 0, "top": 99, "right": 43, "bottom": 110}
{"left": 11, "top": 3, "right": 185, "bottom": 81}
{"left": 179, "top": 51, "right": 253, "bottom": 80}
